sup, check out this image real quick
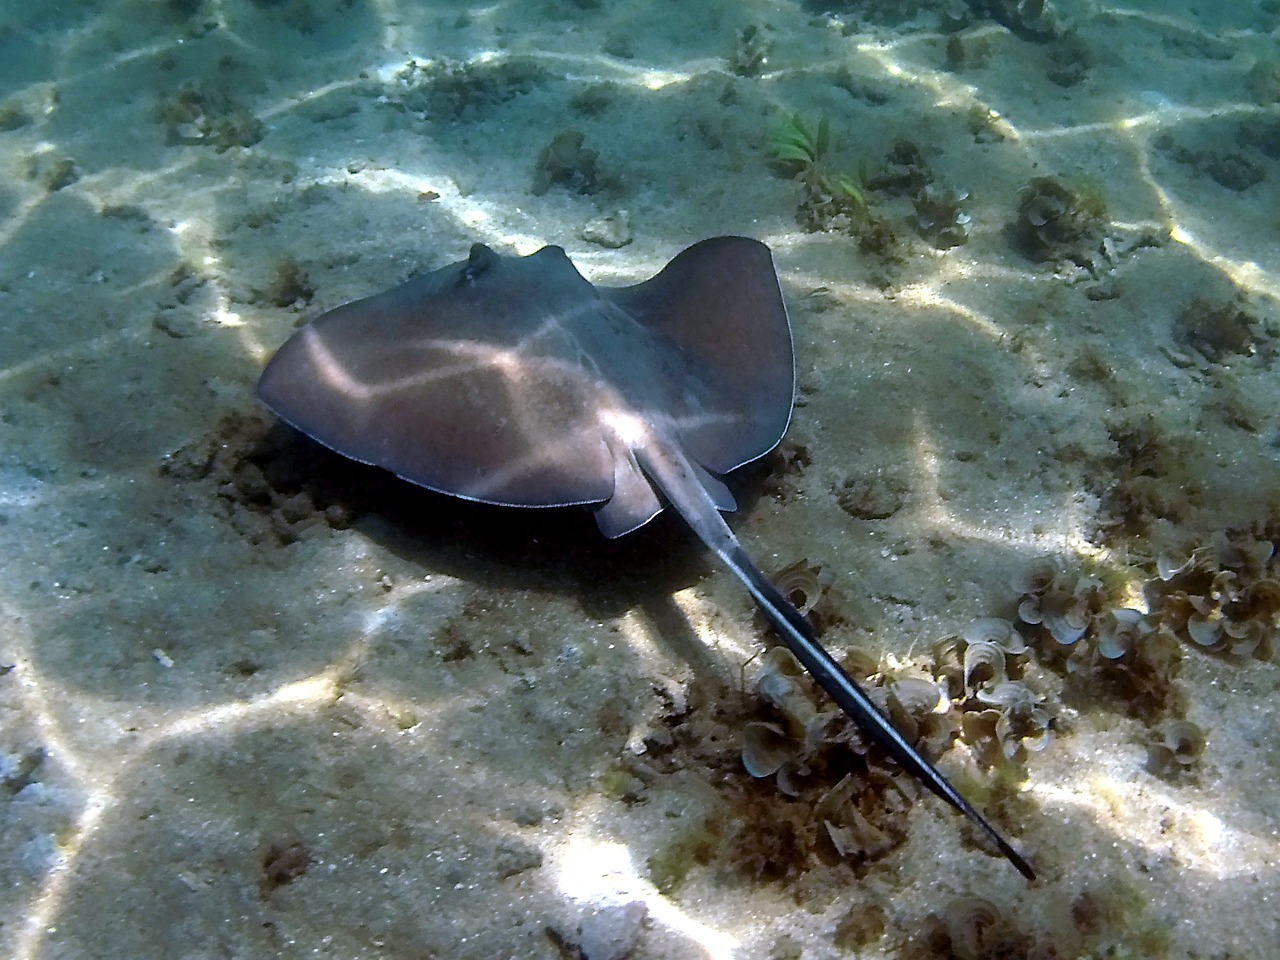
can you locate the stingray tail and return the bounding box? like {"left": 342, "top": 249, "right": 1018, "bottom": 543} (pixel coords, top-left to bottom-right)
{"left": 720, "top": 540, "right": 1035, "bottom": 880}
{"left": 633, "top": 441, "right": 1033, "bottom": 878}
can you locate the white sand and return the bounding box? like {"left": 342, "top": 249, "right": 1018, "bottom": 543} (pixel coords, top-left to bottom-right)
{"left": 2, "top": 1, "right": 1279, "bottom": 958}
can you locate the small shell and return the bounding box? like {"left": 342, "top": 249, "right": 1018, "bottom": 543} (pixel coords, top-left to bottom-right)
{"left": 1225, "top": 620, "right": 1265, "bottom": 659}
{"left": 1223, "top": 537, "right": 1275, "bottom": 574}
{"left": 1210, "top": 569, "right": 1243, "bottom": 605}
{"left": 757, "top": 670, "right": 822, "bottom": 736}
{"left": 963, "top": 640, "right": 1007, "bottom": 695}
{"left": 1043, "top": 605, "right": 1091, "bottom": 646}
{"left": 814, "top": 770, "right": 858, "bottom": 820}
{"left": 756, "top": 647, "right": 822, "bottom": 734}
{"left": 1016, "top": 595, "right": 1045, "bottom": 626}
{"left": 984, "top": 681, "right": 1052, "bottom": 758}
{"left": 823, "top": 809, "right": 894, "bottom": 861}
{"left": 816, "top": 774, "right": 896, "bottom": 861}
{"left": 1145, "top": 719, "right": 1205, "bottom": 777}
{"left": 1064, "top": 639, "right": 1095, "bottom": 675}
{"left": 774, "top": 762, "right": 805, "bottom": 797}
{"left": 1070, "top": 574, "right": 1105, "bottom": 600}
{"left": 1157, "top": 547, "right": 1216, "bottom": 585}
{"left": 1011, "top": 557, "right": 1060, "bottom": 596}
{"left": 741, "top": 721, "right": 791, "bottom": 779}
{"left": 772, "top": 560, "right": 825, "bottom": 617}
{"left": 943, "top": 897, "right": 1008, "bottom": 960}
{"left": 962, "top": 617, "right": 1028, "bottom": 655}
{"left": 932, "top": 633, "right": 964, "bottom": 671}
{"left": 761, "top": 646, "right": 804, "bottom": 677}
{"left": 975, "top": 679, "right": 1037, "bottom": 711}
{"left": 1244, "top": 578, "right": 1280, "bottom": 616}
{"left": 1095, "top": 607, "right": 1152, "bottom": 660}
{"left": 841, "top": 645, "right": 881, "bottom": 679}
{"left": 1156, "top": 553, "right": 1187, "bottom": 581}
{"left": 801, "top": 711, "right": 847, "bottom": 755}
{"left": 887, "top": 677, "right": 944, "bottom": 717}
{"left": 931, "top": 634, "right": 966, "bottom": 699}
{"left": 1159, "top": 718, "right": 1206, "bottom": 763}
{"left": 752, "top": 647, "right": 824, "bottom": 742}
{"left": 999, "top": 709, "right": 1052, "bottom": 755}
{"left": 1185, "top": 613, "right": 1223, "bottom": 648}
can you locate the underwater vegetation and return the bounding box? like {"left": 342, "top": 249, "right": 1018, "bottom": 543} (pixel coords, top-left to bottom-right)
{"left": 1018, "top": 535, "right": 1279, "bottom": 675}
{"left": 729, "top": 24, "right": 772, "bottom": 77}
{"left": 23, "top": 152, "right": 79, "bottom": 192}
{"left": 913, "top": 182, "right": 973, "bottom": 249}
{"left": 901, "top": 882, "right": 1173, "bottom": 960}
{"left": 531, "top": 129, "right": 615, "bottom": 196}
{"left": 1143, "top": 718, "right": 1206, "bottom": 780}
{"left": 755, "top": 559, "right": 846, "bottom": 637}
{"left": 155, "top": 82, "right": 264, "bottom": 152}
{"left": 734, "top": 529, "right": 1278, "bottom": 874}
{"left": 933, "top": 619, "right": 1053, "bottom": 768}
{"left": 388, "top": 56, "right": 550, "bottom": 122}
{"left": 579, "top": 209, "right": 633, "bottom": 248}
{"left": 945, "top": 29, "right": 993, "bottom": 71}
{"left": 258, "top": 840, "right": 310, "bottom": 900}
{"left": 1012, "top": 557, "right": 1186, "bottom": 722}
{"left": 768, "top": 118, "right": 973, "bottom": 263}
{"left": 1245, "top": 57, "right": 1280, "bottom": 106}
{"left": 971, "top": 0, "right": 1066, "bottom": 43}
{"left": 1144, "top": 539, "right": 1279, "bottom": 661}
{"left": 264, "top": 256, "right": 315, "bottom": 309}
{"left": 768, "top": 113, "right": 870, "bottom": 228}
{"left": 1009, "top": 175, "right": 1107, "bottom": 262}
{"left": 1159, "top": 130, "right": 1268, "bottom": 194}
{"left": 737, "top": 642, "right": 933, "bottom": 871}
{"left": 1173, "top": 295, "right": 1267, "bottom": 362}
{"left": 736, "top": 574, "right": 1033, "bottom": 872}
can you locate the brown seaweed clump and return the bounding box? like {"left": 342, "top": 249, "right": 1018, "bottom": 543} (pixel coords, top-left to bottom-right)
{"left": 729, "top": 24, "right": 772, "bottom": 77}
{"left": 1010, "top": 176, "right": 1106, "bottom": 262}
{"left": 532, "top": 130, "right": 612, "bottom": 196}
{"left": 912, "top": 896, "right": 1037, "bottom": 960}
{"left": 1173, "top": 296, "right": 1264, "bottom": 362}
{"left": 155, "top": 82, "right": 264, "bottom": 152}
{"left": 1014, "top": 559, "right": 1106, "bottom": 668}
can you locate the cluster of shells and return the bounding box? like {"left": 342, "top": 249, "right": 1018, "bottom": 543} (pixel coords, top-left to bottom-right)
{"left": 739, "top": 536, "right": 1275, "bottom": 848}
{"left": 740, "top": 646, "right": 946, "bottom": 863}
{"left": 913, "top": 183, "right": 972, "bottom": 249}
{"left": 1016, "top": 533, "right": 1276, "bottom": 689}
{"left": 932, "top": 618, "right": 1052, "bottom": 766}
{"left": 1144, "top": 538, "right": 1279, "bottom": 660}
{"left": 1012, "top": 557, "right": 1185, "bottom": 719}
{"left": 1007, "top": 535, "right": 1279, "bottom": 773}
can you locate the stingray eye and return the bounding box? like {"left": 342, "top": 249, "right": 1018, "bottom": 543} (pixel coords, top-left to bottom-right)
{"left": 461, "top": 243, "right": 499, "bottom": 284}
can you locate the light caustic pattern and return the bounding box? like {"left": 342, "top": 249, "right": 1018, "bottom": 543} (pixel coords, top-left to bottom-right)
{"left": 2, "top": 1, "right": 1279, "bottom": 957}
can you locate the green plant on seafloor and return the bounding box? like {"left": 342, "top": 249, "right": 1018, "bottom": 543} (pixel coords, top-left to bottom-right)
{"left": 769, "top": 113, "right": 867, "bottom": 213}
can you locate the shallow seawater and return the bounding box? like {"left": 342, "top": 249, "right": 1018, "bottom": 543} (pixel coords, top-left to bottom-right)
{"left": 1, "top": 1, "right": 1278, "bottom": 958}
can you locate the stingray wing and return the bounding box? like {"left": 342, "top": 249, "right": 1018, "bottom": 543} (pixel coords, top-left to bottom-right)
{"left": 603, "top": 236, "right": 794, "bottom": 475}
{"left": 256, "top": 248, "right": 615, "bottom": 508}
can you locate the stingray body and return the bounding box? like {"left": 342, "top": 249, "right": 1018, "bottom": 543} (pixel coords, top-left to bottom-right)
{"left": 257, "top": 236, "right": 1033, "bottom": 879}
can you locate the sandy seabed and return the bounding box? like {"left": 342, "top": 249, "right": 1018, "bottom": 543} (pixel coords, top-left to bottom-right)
{"left": 2, "top": 1, "right": 1279, "bottom": 958}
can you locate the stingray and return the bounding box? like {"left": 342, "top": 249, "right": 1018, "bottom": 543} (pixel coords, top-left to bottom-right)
{"left": 256, "top": 236, "right": 1034, "bottom": 879}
